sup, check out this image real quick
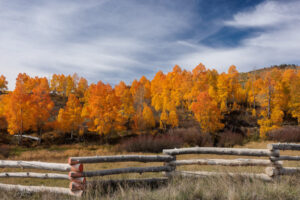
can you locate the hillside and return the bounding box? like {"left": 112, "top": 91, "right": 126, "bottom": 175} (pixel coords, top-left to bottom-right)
{"left": 0, "top": 64, "right": 299, "bottom": 148}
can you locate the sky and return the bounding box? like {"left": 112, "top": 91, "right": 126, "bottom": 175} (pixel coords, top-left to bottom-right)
{"left": 0, "top": 0, "right": 299, "bottom": 89}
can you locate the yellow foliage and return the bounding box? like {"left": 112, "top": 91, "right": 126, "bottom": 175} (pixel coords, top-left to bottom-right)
{"left": 168, "top": 110, "right": 179, "bottom": 128}
{"left": 191, "top": 91, "right": 224, "bottom": 133}
{"left": 142, "top": 103, "right": 155, "bottom": 129}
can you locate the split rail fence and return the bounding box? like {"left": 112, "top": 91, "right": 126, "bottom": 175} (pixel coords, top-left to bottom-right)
{"left": 0, "top": 143, "right": 300, "bottom": 197}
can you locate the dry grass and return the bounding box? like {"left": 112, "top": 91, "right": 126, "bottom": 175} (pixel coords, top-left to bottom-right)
{"left": 1, "top": 141, "right": 300, "bottom": 199}
{"left": 1, "top": 175, "right": 300, "bottom": 200}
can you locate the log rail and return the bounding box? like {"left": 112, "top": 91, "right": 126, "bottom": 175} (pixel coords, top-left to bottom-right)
{"left": 1, "top": 143, "right": 300, "bottom": 197}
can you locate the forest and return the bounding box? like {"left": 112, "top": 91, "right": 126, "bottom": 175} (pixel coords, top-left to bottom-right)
{"left": 0, "top": 64, "right": 299, "bottom": 146}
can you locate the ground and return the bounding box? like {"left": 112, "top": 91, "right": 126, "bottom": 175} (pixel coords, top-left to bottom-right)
{"left": 1, "top": 141, "right": 300, "bottom": 199}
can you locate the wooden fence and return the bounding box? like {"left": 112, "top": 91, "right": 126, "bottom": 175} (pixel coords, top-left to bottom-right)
{"left": 0, "top": 143, "right": 300, "bottom": 197}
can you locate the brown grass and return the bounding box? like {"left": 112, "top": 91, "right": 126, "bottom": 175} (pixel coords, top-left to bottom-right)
{"left": 1, "top": 141, "right": 300, "bottom": 199}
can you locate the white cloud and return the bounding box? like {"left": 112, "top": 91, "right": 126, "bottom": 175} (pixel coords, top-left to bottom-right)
{"left": 0, "top": 0, "right": 299, "bottom": 90}
{"left": 225, "top": 0, "right": 300, "bottom": 27}
{"left": 0, "top": 0, "right": 196, "bottom": 89}
{"left": 174, "top": 0, "right": 300, "bottom": 73}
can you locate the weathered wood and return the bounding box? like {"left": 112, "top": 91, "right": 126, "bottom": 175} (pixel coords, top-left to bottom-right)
{"left": 163, "top": 147, "right": 278, "bottom": 157}
{"left": 69, "top": 155, "right": 175, "bottom": 164}
{"left": 169, "top": 158, "right": 280, "bottom": 166}
{"left": 269, "top": 143, "right": 300, "bottom": 150}
{"left": 69, "top": 166, "right": 173, "bottom": 178}
{"left": 0, "top": 160, "right": 70, "bottom": 172}
{"left": 266, "top": 167, "right": 300, "bottom": 176}
{"left": 0, "top": 183, "right": 81, "bottom": 197}
{"left": 170, "top": 171, "right": 272, "bottom": 182}
{"left": 70, "top": 182, "right": 85, "bottom": 191}
{"left": 271, "top": 155, "right": 300, "bottom": 161}
{"left": 0, "top": 172, "right": 69, "bottom": 179}
{"left": 14, "top": 135, "right": 41, "bottom": 141}
{"left": 71, "top": 177, "right": 86, "bottom": 184}
{"left": 70, "top": 164, "right": 83, "bottom": 172}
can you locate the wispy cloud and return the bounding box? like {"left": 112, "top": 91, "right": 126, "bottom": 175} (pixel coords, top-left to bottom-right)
{"left": 0, "top": 0, "right": 299, "bottom": 89}
{"left": 0, "top": 0, "right": 197, "bottom": 89}
{"left": 174, "top": 0, "right": 300, "bottom": 72}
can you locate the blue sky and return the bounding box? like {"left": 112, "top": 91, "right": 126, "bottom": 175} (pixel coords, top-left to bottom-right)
{"left": 0, "top": 0, "right": 299, "bottom": 89}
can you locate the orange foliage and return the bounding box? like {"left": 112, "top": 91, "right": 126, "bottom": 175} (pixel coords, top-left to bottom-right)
{"left": 0, "top": 65, "right": 299, "bottom": 143}
{"left": 57, "top": 94, "right": 83, "bottom": 138}
{"left": 82, "top": 81, "right": 123, "bottom": 135}
{"left": 191, "top": 91, "right": 224, "bottom": 133}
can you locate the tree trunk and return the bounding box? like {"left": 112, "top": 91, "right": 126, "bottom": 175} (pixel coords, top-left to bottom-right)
{"left": 38, "top": 127, "right": 42, "bottom": 144}
{"left": 71, "top": 130, "right": 73, "bottom": 140}
{"left": 18, "top": 108, "right": 23, "bottom": 145}
{"left": 268, "top": 85, "right": 271, "bottom": 118}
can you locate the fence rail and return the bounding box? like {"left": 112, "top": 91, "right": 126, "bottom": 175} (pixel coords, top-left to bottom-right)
{"left": 0, "top": 143, "right": 300, "bottom": 197}
{"left": 69, "top": 155, "right": 175, "bottom": 164}
{"left": 0, "top": 172, "right": 69, "bottom": 179}
{"left": 0, "top": 160, "right": 71, "bottom": 171}
{"left": 169, "top": 158, "right": 281, "bottom": 167}
{"left": 163, "top": 147, "right": 279, "bottom": 157}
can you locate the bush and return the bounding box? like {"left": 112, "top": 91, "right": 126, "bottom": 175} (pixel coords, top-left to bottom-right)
{"left": 266, "top": 126, "right": 300, "bottom": 142}
{"left": 118, "top": 134, "right": 183, "bottom": 153}
{"left": 0, "top": 145, "right": 10, "bottom": 158}
{"left": 167, "top": 127, "right": 213, "bottom": 147}
{"left": 217, "top": 131, "right": 244, "bottom": 147}
{"left": 119, "top": 127, "right": 213, "bottom": 153}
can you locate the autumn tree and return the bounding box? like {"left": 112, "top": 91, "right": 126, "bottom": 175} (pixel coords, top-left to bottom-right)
{"left": 31, "top": 77, "right": 54, "bottom": 141}
{"left": 131, "top": 76, "right": 152, "bottom": 130}
{"left": 245, "top": 73, "right": 260, "bottom": 116}
{"left": 191, "top": 91, "right": 224, "bottom": 133}
{"left": 288, "top": 70, "right": 300, "bottom": 124}
{"left": 152, "top": 66, "right": 181, "bottom": 130}
{"left": 115, "top": 81, "right": 135, "bottom": 129}
{"left": 0, "top": 75, "right": 8, "bottom": 94}
{"left": 0, "top": 95, "right": 8, "bottom": 130}
{"left": 142, "top": 103, "right": 155, "bottom": 129}
{"left": 188, "top": 63, "right": 209, "bottom": 106}
{"left": 82, "top": 81, "right": 123, "bottom": 135}
{"left": 57, "top": 94, "right": 83, "bottom": 139}
{"left": 4, "top": 73, "right": 35, "bottom": 144}
{"left": 257, "top": 69, "right": 284, "bottom": 137}
{"left": 76, "top": 77, "right": 88, "bottom": 100}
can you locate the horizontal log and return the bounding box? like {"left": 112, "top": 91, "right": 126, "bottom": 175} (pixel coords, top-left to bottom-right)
{"left": 70, "top": 166, "right": 173, "bottom": 178}
{"left": 0, "top": 172, "right": 69, "bottom": 179}
{"left": 271, "top": 155, "right": 300, "bottom": 161}
{"left": 0, "top": 160, "right": 71, "bottom": 172}
{"left": 266, "top": 167, "right": 300, "bottom": 176}
{"left": 163, "top": 147, "right": 278, "bottom": 157}
{"left": 0, "top": 183, "right": 82, "bottom": 197}
{"left": 169, "top": 159, "right": 281, "bottom": 167}
{"left": 170, "top": 171, "right": 272, "bottom": 182}
{"left": 69, "top": 155, "right": 175, "bottom": 164}
{"left": 14, "top": 135, "right": 41, "bottom": 141}
{"left": 269, "top": 143, "right": 300, "bottom": 150}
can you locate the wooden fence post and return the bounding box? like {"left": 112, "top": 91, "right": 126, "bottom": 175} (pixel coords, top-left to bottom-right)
{"left": 266, "top": 144, "right": 282, "bottom": 178}
{"left": 163, "top": 154, "right": 176, "bottom": 178}
{"left": 68, "top": 158, "right": 85, "bottom": 196}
